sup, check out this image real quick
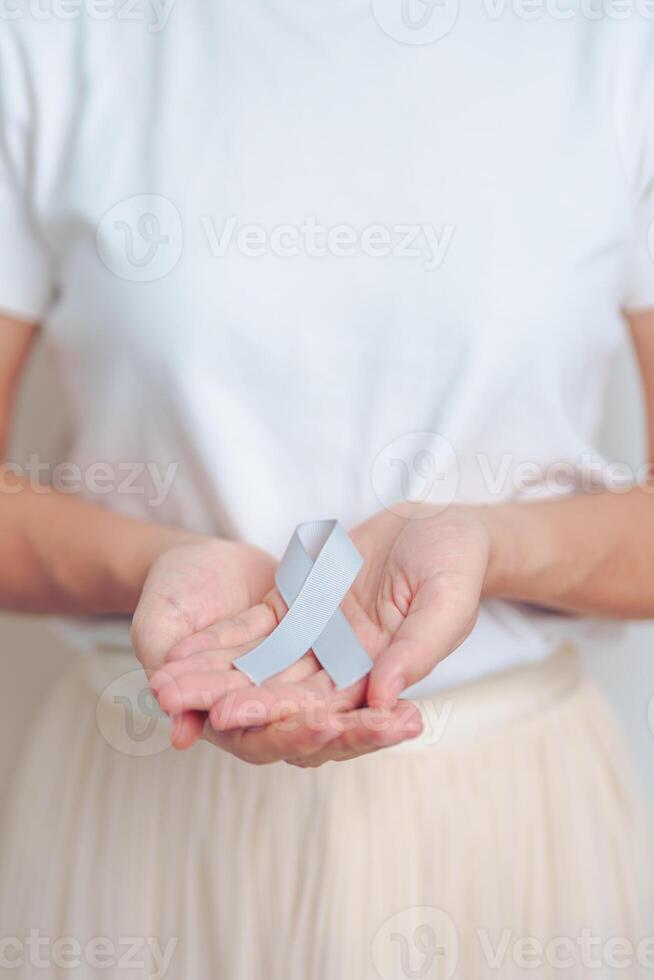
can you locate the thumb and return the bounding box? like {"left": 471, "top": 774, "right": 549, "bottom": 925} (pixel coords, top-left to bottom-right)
{"left": 131, "top": 593, "right": 193, "bottom": 673}
{"left": 367, "top": 578, "right": 478, "bottom": 707}
{"left": 170, "top": 709, "right": 206, "bottom": 750}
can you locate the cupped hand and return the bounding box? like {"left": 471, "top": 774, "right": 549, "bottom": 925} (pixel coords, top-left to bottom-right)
{"left": 131, "top": 535, "right": 277, "bottom": 744}
{"left": 150, "top": 505, "right": 493, "bottom": 761}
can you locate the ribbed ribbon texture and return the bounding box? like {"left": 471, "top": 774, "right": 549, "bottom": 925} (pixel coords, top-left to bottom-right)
{"left": 233, "top": 520, "right": 373, "bottom": 689}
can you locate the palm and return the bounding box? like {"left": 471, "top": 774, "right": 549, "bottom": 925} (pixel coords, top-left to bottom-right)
{"left": 132, "top": 538, "right": 277, "bottom": 675}
{"left": 151, "top": 508, "right": 489, "bottom": 745}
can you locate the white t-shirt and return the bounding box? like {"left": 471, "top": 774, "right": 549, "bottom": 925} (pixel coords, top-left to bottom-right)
{"left": 1, "top": 2, "right": 653, "bottom": 695}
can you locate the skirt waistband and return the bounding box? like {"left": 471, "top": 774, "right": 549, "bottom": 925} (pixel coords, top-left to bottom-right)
{"left": 80, "top": 644, "right": 585, "bottom": 753}
{"left": 394, "top": 644, "right": 584, "bottom": 752}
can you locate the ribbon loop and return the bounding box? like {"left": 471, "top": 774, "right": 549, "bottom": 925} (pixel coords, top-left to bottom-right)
{"left": 233, "top": 520, "right": 373, "bottom": 689}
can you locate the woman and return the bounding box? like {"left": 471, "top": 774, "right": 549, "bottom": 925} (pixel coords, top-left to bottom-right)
{"left": 0, "top": 3, "right": 653, "bottom": 977}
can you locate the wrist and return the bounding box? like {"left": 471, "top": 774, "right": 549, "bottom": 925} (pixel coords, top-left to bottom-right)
{"left": 109, "top": 520, "right": 208, "bottom": 614}
{"left": 474, "top": 505, "right": 512, "bottom": 598}
{"left": 469, "top": 501, "right": 554, "bottom": 601}
{"left": 398, "top": 501, "right": 512, "bottom": 598}
{"left": 440, "top": 503, "right": 511, "bottom": 598}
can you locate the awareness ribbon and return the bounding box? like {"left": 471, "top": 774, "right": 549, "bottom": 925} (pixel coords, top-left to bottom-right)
{"left": 233, "top": 520, "right": 373, "bottom": 689}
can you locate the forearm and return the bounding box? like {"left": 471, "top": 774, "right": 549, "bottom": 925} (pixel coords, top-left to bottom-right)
{"left": 0, "top": 469, "right": 192, "bottom": 615}
{"left": 479, "top": 487, "right": 654, "bottom": 618}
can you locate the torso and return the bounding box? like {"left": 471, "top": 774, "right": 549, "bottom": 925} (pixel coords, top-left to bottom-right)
{"left": 3, "top": 3, "right": 653, "bottom": 690}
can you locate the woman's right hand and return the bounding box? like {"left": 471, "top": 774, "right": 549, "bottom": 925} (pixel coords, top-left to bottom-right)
{"left": 131, "top": 535, "right": 277, "bottom": 744}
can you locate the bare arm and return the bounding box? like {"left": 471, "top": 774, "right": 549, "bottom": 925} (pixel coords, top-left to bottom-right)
{"left": 145, "top": 308, "right": 654, "bottom": 764}
{"left": 0, "top": 313, "right": 188, "bottom": 615}
{"left": 483, "top": 309, "right": 654, "bottom": 619}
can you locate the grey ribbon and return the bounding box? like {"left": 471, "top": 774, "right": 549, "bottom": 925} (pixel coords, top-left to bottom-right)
{"left": 233, "top": 520, "right": 373, "bottom": 689}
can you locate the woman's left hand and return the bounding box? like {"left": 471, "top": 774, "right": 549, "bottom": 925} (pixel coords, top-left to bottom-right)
{"left": 151, "top": 505, "right": 494, "bottom": 765}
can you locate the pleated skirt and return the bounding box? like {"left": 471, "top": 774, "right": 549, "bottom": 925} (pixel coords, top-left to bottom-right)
{"left": 1, "top": 646, "right": 652, "bottom": 980}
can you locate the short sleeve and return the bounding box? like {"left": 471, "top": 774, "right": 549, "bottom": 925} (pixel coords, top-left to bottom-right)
{"left": 620, "top": 31, "right": 654, "bottom": 313}
{"left": 0, "top": 29, "right": 53, "bottom": 323}
{"left": 623, "top": 144, "right": 654, "bottom": 313}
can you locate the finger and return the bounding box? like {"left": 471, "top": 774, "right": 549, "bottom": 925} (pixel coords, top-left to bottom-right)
{"left": 151, "top": 632, "right": 264, "bottom": 695}
{"left": 368, "top": 577, "right": 477, "bottom": 707}
{"left": 154, "top": 650, "right": 324, "bottom": 718}
{"left": 156, "top": 589, "right": 287, "bottom": 705}
{"left": 156, "top": 664, "right": 252, "bottom": 714}
{"left": 131, "top": 594, "right": 194, "bottom": 673}
{"left": 151, "top": 641, "right": 260, "bottom": 693}
{"left": 208, "top": 668, "right": 359, "bottom": 732}
{"left": 202, "top": 714, "right": 340, "bottom": 766}
{"left": 153, "top": 638, "right": 319, "bottom": 715}
{"left": 285, "top": 702, "right": 423, "bottom": 767}
{"left": 151, "top": 650, "right": 235, "bottom": 693}
{"left": 165, "top": 602, "right": 277, "bottom": 662}
{"left": 170, "top": 710, "right": 205, "bottom": 750}
{"left": 154, "top": 616, "right": 324, "bottom": 718}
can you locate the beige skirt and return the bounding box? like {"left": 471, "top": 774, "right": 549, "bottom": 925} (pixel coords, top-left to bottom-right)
{"left": 1, "top": 646, "right": 652, "bottom": 980}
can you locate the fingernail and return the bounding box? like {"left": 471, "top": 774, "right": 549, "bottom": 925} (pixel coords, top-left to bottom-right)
{"left": 405, "top": 720, "right": 423, "bottom": 738}
{"left": 150, "top": 672, "right": 171, "bottom": 696}
{"left": 171, "top": 715, "right": 184, "bottom": 743}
